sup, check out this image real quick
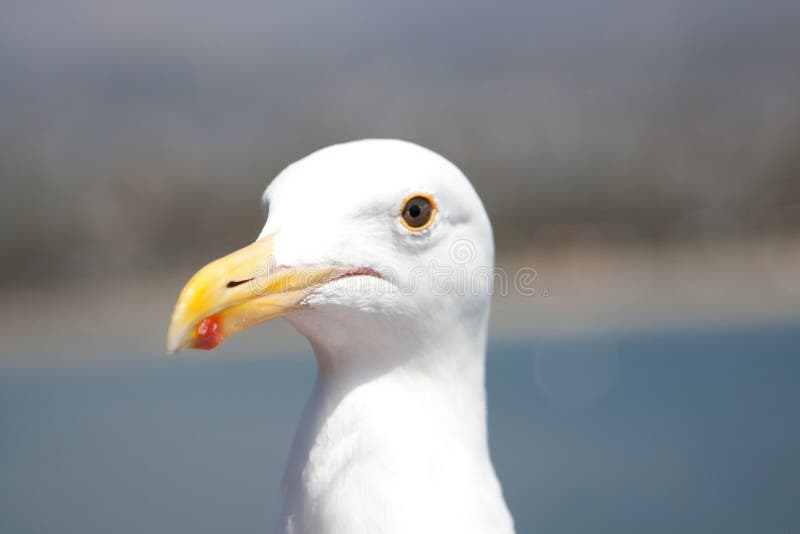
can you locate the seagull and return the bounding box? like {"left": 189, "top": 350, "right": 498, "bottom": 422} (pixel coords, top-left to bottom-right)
{"left": 167, "top": 139, "right": 515, "bottom": 534}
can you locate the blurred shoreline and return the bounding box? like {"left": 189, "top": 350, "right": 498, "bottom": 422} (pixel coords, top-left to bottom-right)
{"left": 2, "top": 231, "right": 797, "bottom": 368}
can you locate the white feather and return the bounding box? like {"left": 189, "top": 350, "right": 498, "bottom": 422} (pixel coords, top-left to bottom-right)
{"left": 258, "top": 139, "right": 513, "bottom": 534}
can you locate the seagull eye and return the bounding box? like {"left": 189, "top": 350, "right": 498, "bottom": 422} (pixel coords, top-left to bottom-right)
{"left": 400, "top": 194, "right": 436, "bottom": 231}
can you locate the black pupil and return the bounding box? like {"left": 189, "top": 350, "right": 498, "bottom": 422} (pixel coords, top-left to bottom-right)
{"left": 409, "top": 204, "right": 421, "bottom": 218}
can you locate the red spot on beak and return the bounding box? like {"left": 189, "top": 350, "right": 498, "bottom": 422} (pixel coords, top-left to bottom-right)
{"left": 192, "top": 315, "right": 223, "bottom": 350}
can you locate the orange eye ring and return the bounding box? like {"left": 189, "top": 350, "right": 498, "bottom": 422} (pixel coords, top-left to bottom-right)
{"left": 399, "top": 193, "right": 437, "bottom": 232}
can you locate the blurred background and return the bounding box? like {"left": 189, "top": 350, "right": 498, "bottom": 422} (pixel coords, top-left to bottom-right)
{"left": 1, "top": 1, "right": 799, "bottom": 533}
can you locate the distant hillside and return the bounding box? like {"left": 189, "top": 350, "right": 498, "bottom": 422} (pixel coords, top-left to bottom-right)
{"left": 1, "top": 0, "right": 799, "bottom": 282}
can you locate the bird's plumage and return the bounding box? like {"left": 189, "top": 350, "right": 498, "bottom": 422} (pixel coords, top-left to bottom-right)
{"left": 169, "top": 139, "right": 514, "bottom": 533}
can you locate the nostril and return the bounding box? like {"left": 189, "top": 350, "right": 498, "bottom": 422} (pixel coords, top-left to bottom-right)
{"left": 226, "top": 278, "right": 254, "bottom": 288}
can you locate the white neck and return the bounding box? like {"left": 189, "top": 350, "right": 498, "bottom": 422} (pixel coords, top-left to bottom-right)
{"left": 279, "top": 311, "right": 514, "bottom": 534}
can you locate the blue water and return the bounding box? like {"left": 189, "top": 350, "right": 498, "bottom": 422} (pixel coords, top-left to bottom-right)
{"left": 1, "top": 322, "right": 799, "bottom": 533}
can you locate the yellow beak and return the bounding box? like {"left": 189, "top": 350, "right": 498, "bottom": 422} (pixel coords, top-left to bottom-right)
{"left": 166, "top": 235, "right": 343, "bottom": 354}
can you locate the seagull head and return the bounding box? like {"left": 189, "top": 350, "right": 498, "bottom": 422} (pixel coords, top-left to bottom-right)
{"left": 167, "top": 139, "right": 494, "bottom": 369}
